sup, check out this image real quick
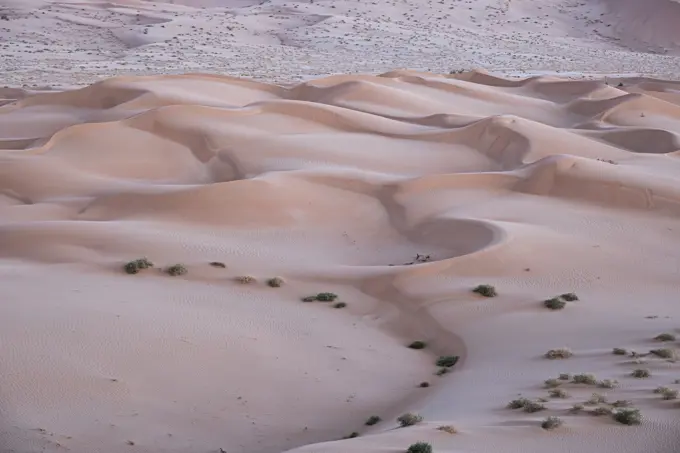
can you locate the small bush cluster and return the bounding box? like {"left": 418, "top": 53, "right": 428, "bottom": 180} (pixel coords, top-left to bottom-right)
{"left": 654, "top": 333, "right": 676, "bottom": 342}
{"left": 397, "top": 413, "right": 424, "bottom": 427}
{"left": 612, "top": 408, "right": 642, "bottom": 425}
{"left": 558, "top": 373, "right": 571, "bottom": 381}
{"left": 365, "top": 416, "right": 381, "bottom": 426}
{"left": 654, "top": 386, "right": 678, "bottom": 400}
{"left": 419, "top": 382, "right": 430, "bottom": 388}
{"left": 545, "top": 348, "right": 573, "bottom": 359}
{"left": 544, "top": 298, "right": 566, "bottom": 310}
{"left": 612, "top": 348, "right": 627, "bottom": 355}
{"left": 472, "top": 284, "right": 497, "bottom": 297}
{"left": 650, "top": 348, "right": 675, "bottom": 359}
{"left": 236, "top": 275, "right": 256, "bottom": 284}
{"left": 408, "top": 341, "right": 427, "bottom": 350}
{"left": 333, "top": 302, "right": 347, "bottom": 309}
{"left": 631, "top": 369, "right": 650, "bottom": 378}
{"left": 541, "top": 416, "right": 563, "bottom": 430}
{"left": 507, "top": 398, "right": 544, "bottom": 413}
{"left": 611, "top": 400, "right": 632, "bottom": 408}
{"left": 570, "top": 403, "right": 584, "bottom": 413}
{"left": 544, "top": 378, "right": 561, "bottom": 389}
{"left": 407, "top": 442, "right": 432, "bottom": 453}
{"left": 267, "top": 277, "right": 284, "bottom": 288}
{"left": 436, "top": 425, "right": 457, "bottom": 434}
{"left": 165, "top": 264, "right": 188, "bottom": 276}
{"left": 586, "top": 393, "right": 607, "bottom": 405}
{"left": 303, "top": 292, "right": 338, "bottom": 302}
{"left": 597, "top": 379, "right": 619, "bottom": 389}
{"left": 591, "top": 407, "right": 612, "bottom": 416}
{"left": 548, "top": 388, "right": 569, "bottom": 398}
{"left": 124, "top": 258, "right": 154, "bottom": 274}
{"left": 572, "top": 373, "right": 598, "bottom": 385}
{"left": 436, "top": 356, "right": 459, "bottom": 368}
{"left": 560, "top": 293, "right": 579, "bottom": 301}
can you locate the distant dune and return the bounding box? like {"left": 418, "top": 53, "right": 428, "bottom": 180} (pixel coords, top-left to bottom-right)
{"left": 2, "top": 70, "right": 680, "bottom": 453}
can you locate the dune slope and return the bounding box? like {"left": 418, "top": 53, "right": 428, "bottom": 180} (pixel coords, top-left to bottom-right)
{"left": 1, "top": 71, "right": 680, "bottom": 453}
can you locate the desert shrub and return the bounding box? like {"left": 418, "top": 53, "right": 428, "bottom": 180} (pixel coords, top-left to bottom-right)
{"left": 544, "top": 298, "right": 566, "bottom": 310}
{"left": 586, "top": 393, "right": 607, "bottom": 405}
{"left": 408, "top": 341, "right": 427, "bottom": 350}
{"left": 598, "top": 379, "right": 619, "bottom": 389}
{"left": 124, "top": 258, "right": 153, "bottom": 274}
{"left": 436, "top": 356, "right": 459, "bottom": 368}
{"left": 316, "top": 292, "right": 338, "bottom": 302}
{"left": 549, "top": 388, "right": 569, "bottom": 398}
{"left": 236, "top": 275, "right": 256, "bottom": 284}
{"left": 650, "top": 348, "right": 675, "bottom": 359}
{"left": 541, "top": 416, "right": 563, "bottom": 430}
{"left": 407, "top": 442, "right": 432, "bottom": 453}
{"left": 611, "top": 400, "right": 633, "bottom": 408}
{"left": 507, "top": 397, "right": 532, "bottom": 409}
{"left": 523, "top": 401, "right": 546, "bottom": 413}
{"left": 397, "top": 413, "right": 424, "bottom": 427}
{"left": 654, "top": 386, "right": 679, "bottom": 400}
{"left": 545, "top": 348, "right": 573, "bottom": 359}
{"left": 570, "top": 403, "right": 584, "bottom": 413}
{"left": 365, "top": 416, "right": 381, "bottom": 426}
{"left": 572, "top": 373, "right": 598, "bottom": 385}
{"left": 544, "top": 378, "right": 561, "bottom": 388}
{"left": 654, "top": 333, "right": 676, "bottom": 342}
{"left": 209, "top": 262, "right": 226, "bottom": 268}
{"left": 560, "top": 293, "right": 579, "bottom": 301}
{"left": 267, "top": 277, "right": 284, "bottom": 287}
{"left": 436, "top": 425, "right": 457, "bottom": 434}
{"left": 472, "top": 284, "right": 497, "bottom": 297}
{"left": 419, "top": 382, "right": 430, "bottom": 388}
{"left": 612, "top": 348, "right": 627, "bottom": 355}
{"left": 333, "top": 302, "right": 347, "bottom": 309}
{"left": 165, "top": 264, "right": 187, "bottom": 276}
{"left": 435, "top": 368, "right": 450, "bottom": 376}
{"left": 591, "top": 407, "right": 612, "bottom": 416}
{"left": 537, "top": 397, "right": 549, "bottom": 403}
{"left": 343, "top": 432, "right": 359, "bottom": 439}
{"left": 612, "top": 408, "right": 641, "bottom": 425}
{"left": 558, "top": 373, "right": 571, "bottom": 381}
{"left": 631, "top": 369, "right": 650, "bottom": 378}
{"left": 301, "top": 296, "right": 317, "bottom": 302}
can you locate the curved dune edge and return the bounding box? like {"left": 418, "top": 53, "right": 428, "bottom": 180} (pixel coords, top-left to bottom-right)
{"left": 1, "top": 71, "right": 680, "bottom": 453}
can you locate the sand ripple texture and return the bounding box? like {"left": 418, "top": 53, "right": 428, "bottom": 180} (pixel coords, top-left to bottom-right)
{"left": 1, "top": 70, "right": 680, "bottom": 453}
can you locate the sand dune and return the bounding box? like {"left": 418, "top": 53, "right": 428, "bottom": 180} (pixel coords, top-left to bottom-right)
{"left": 2, "top": 70, "right": 680, "bottom": 453}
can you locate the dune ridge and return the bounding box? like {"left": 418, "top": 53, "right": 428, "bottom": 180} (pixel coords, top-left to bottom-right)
{"left": 2, "top": 71, "right": 680, "bottom": 453}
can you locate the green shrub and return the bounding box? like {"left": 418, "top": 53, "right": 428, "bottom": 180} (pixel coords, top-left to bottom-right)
{"left": 545, "top": 348, "right": 573, "bottom": 359}
{"left": 333, "top": 302, "right": 347, "bottom": 309}
{"left": 165, "top": 264, "right": 187, "bottom": 276}
{"left": 541, "top": 416, "right": 563, "bottom": 430}
{"left": 407, "top": 442, "right": 432, "bottom": 453}
{"left": 408, "top": 341, "right": 427, "bottom": 350}
{"left": 560, "top": 293, "right": 579, "bottom": 301}
{"left": 544, "top": 298, "right": 566, "bottom": 310}
{"left": 523, "top": 401, "right": 546, "bottom": 413}
{"left": 544, "top": 378, "right": 561, "bottom": 388}
{"left": 612, "top": 408, "right": 641, "bottom": 425}
{"left": 572, "top": 373, "right": 598, "bottom": 385}
{"left": 654, "top": 333, "right": 676, "bottom": 342}
{"left": 650, "top": 348, "right": 675, "bottom": 359}
{"left": 612, "top": 348, "right": 627, "bottom": 355}
{"left": 124, "top": 258, "right": 153, "bottom": 274}
{"left": 472, "top": 284, "right": 497, "bottom": 297}
{"left": 549, "top": 388, "right": 569, "bottom": 398}
{"left": 436, "top": 356, "right": 459, "bottom": 367}
{"left": 397, "top": 413, "right": 423, "bottom": 427}
{"left": 209, "top": 262, "right": 226, "bottom": 268}
{"left": 316, "top": 292, "right": 338, "bottom": 302}
{"left": 365, "top": 416, "right": 381, "bottom": 426}
{"left": 267, "top": 277, "right": 284, "bottom": 287}
{"left": 655, "top": 386, "right": 679, "bottom": 400}
{"left": 631, "top": 369, "right": 650, "bottom": 378}
{"left": 508, "top": 397, "right": 532, "bottom": 409}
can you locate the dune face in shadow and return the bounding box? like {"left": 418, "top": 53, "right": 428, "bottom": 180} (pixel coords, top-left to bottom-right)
{"left": 3, "top": 71, "right": 680, "bottom": 453}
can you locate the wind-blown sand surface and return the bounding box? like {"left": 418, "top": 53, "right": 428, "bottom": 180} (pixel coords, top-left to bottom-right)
{"left": 2, "top": 70, "right": 680, "bottom": 453}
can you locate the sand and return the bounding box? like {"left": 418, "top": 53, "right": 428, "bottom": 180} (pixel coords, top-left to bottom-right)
{"left": 2, "top": 69, "right": 680, "bottom": 453}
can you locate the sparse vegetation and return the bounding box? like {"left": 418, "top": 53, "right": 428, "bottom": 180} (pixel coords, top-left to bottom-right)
{"left": 612, "top": 408, "right": 642, "bottom": 425}
{"left": 436, "top": 425, "right": 457, "bottom": 434}
{"left": 591, "top": 407, "right": 612, "bottom": 416}
{"left": 124, "top": 258, "right": 153, "bottom": 274}
{"left": 165, "top": 264, "right": 188, "bottom": 276}
{"left": 343, "top": 432, "right": 359, "bottom": 439}
{"left": 541, "top": 416, "right": 563, "bottom": 430}
{"left": 544, "top": 348, "right": 573, "bottom": 359}
{"left": 408, "top": 341, "right": 427, "bottom": 350}
{"left": 570, "top": 403, "right": 584, "bottom": 413}
{"left": 435, "top": 368, "right": 450, "bottom": 376}
{"left": 650, "top": 348, "right": 675, "bottom": 359}
{"left": 654, "top": 386, "right": 679, "bottom": 400}
{"left": 436, "top": 356, "right": 459, "bottom": 368}
{"left": 631, "top": 369, "right": 650, "bottom": 378}
{"left": 209, "top": 262, "right": 226, "bottom": 268}
{"left": 267, "top": 277, "right": 284, "bottom": 287}
{"left": 302, "top": 296, "right": 317, "bottom": 302}
{"left": 572, "top": 373, "right": 598, "bottom": 385}
{"left": 472, "top": 284, "right": 497, "bottom": 297}
{"left": 507, "top": 397, "right": 532, "bottom": 409}
{"left": 544, "top": 378, "right": 561, "bottom": 389}
{"left": 544, "top": 297, "right": 566, "bottom": 310}
{"left": 548, "top": 388, "right": 569, "bottom": 398}
{"left": 523, "top": 401, "right": 546, "bottom": 413}
{"left": 419, "top": 382, "right": 430, "bottom": 388}
{"left": 333, "top": 302, "right": 347, "bottom": 309}
{"left": 654, "top": 333, "right": 676, "bottom": 342}
{"left": 560, "top": 293, "right": 578, "bottom": 301}
{"left": 598, "top": 379, "right": 619, "bottom": 389}
{"left": 407, "top": 442, "right": 432, "bottom": 453}
{"left": 236, "top": 275, "right": 256, "bottom": 284}
{"left": 507, "top": 397, "right": 545, "bottom": 413}
{"left": 316, "top": 292, "right": 338, "bottom": 302}
{"left": 559, "top": 373, "right": 571, "bottom": 381}
{"left": 612, "top": 348, "right": 627, "bottom": 355}
{"left": 365, "top": 416, "right": 381, "bottom": 426}
{"left": 611, "top": 400, "right": 633, "bottom": 408}
{"left": 398, "top": 413, "right": 424, "bottom": 427}
{"left": 586, "top": 393, "right": 607, "bottom": 405}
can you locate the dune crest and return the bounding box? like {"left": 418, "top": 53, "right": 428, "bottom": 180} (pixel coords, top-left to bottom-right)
{"left": 2, "top": 72, "right": 680, "bottom": 453}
